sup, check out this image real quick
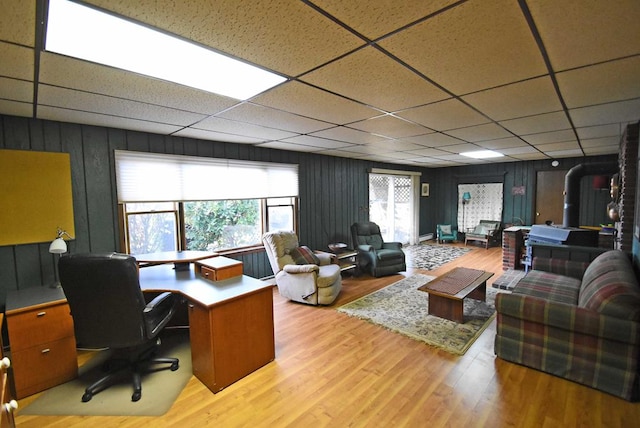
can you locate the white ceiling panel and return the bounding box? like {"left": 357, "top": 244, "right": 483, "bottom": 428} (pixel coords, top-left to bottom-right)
{"left": 462, "top": 77, "right": 562, "bottom": 121}
{"left": 0, "top": 0, "right": 636, "bottom": 168}
{"left": 301, "top": 46, "right": 449, "bottom": 112}
{"left": 397, "top": 99, "right": 489, "bottom": 131}
{"left": 528, "top": 0, "right": 640, "bottom": 71}
{"left": 379, "top": 0, "right": 547, "bottom": 95}
{"left": 37, "top": 106, "right": 183, "bottom": 135}
{"left": 347, "top": 114, "right": 432, "bottom": 138}
{"left": 38, "top": 85, "right": 207, "bottom": 126}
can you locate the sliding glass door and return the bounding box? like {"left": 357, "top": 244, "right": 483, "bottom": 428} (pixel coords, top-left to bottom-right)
{"left": 369, "top": 173, "right": 415, "bottom": 244}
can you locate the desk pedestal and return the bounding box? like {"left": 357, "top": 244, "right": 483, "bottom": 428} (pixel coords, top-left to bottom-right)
{"left": 189, "top": 286, "right": 274, "bottom": 392}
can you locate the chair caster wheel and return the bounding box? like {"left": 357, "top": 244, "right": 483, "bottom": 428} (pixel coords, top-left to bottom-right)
{"left": 171, "top": 361, "right": 179, "bottom": 371}
{"left": 132, "top": 391, "right": 141, "bottom": 402}
{"left": 82, "top": 392, "right": 93, "bottom": 402}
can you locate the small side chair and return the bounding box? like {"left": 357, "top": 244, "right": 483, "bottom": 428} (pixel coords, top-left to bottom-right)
{"left": 436, "top": 224, "right": 458, "bottom": 244}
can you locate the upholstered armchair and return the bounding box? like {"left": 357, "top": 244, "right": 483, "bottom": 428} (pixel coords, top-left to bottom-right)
{"left": 262, "top": 231, "right": 342, "bottom": 305}
{"left": 436, "top": 224, "right": 458, "bottom": 243}
{"left": 465, "top": 220, "right": 502, "bottom": 249}
{"left": 350, "top": 221, "right": 406, "bottom": 277}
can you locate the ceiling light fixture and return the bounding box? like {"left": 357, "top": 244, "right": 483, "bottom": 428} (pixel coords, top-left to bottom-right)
{"left": 460, "top": 150, "right": 504, "bottom": 159}
{"left": 45, "top": 0, "right": 287, "bottom": 100}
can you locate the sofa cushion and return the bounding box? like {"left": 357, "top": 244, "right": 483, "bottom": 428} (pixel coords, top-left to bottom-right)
{"left": 289, "top": 246, "right": 320, "bottom": 265}
{"left": 513, "top": 270, "right": 581, "bottom": 305}
{"left": 317, "top": 263, "right": 341, "bottom": 288}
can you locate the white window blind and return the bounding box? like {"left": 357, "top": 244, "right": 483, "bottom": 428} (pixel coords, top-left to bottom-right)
{"left": 115, "top": 150, "right": 299, "bottom": 202}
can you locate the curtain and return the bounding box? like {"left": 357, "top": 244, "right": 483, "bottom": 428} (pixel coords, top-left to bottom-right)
{"left": 115, "top": 150, "right": 298, "bottom": 202}
{"left": 457, "top": 183, "right": 503, "bottom": 232}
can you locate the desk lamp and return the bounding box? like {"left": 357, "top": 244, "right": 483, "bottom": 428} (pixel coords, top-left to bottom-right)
{"left": 49, "top": 227, "right": 72, "bottom": 287}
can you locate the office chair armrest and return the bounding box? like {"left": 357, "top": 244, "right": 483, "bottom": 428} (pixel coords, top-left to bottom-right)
{"left": 144, "top": 291, "right": 175, "bottom": 314}
{"left": 283, "top": 264, "right": 319, "bottom": 274}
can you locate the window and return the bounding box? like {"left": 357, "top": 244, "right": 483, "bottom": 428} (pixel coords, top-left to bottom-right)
{"left": 116, "top": 151, "right": 298, "bottom": 254}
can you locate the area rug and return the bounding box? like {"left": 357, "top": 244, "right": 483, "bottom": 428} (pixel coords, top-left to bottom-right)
{"left": 492, "top": 269, "right": 526, "bottom": 290}
{"left": 21, "top": 329, "right": 192, "bottom": 416}
{"left": 337, "top": 274, "right": 496, "bottom": 355}
{"left": 402, "top": 242, "right": 472, "bottom": 270}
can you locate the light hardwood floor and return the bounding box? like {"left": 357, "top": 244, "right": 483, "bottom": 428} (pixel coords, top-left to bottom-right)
{"left": 15, "top": 243, "right": 640, "bottom": 427}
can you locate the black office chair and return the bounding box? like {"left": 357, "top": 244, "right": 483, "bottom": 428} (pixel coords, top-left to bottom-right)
{"left": 58, "top": 252, "right": 179, "bottom": 402}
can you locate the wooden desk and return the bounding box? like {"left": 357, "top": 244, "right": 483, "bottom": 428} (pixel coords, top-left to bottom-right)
{"left": 134, "top": 250, "right": 217, "bottom": 270}
{"left": 139, "top": 264, "right": 275, "bottom": 393}
{"left": 5, "top": 287, "right": 78, "bottom": 399}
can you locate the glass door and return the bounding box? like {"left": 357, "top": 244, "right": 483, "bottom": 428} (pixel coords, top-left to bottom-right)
{"left": 368, "top": 173, "right": 413, "bottom": 244}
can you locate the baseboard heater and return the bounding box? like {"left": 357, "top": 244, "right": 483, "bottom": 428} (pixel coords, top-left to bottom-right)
{"left": 419, "top": 233, "right": 434, "bottom": 242}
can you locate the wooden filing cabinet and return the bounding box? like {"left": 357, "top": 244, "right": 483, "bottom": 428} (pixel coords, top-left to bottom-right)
{"left": 195, "top": 256, "right": 243, "bottom": 282}
{"left": 6, "top": 287, "right": 78, "bottom": 399}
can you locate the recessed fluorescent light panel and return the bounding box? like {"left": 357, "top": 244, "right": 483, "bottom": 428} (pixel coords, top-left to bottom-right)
{"left": 45, "top": 0, "right": 286, "bottom": 100}
{"left": 460, "top": 150, "right": 504, "bottom": 159}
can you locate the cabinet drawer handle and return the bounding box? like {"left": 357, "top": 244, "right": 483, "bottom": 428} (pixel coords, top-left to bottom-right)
{"left": 37, "top": 311, "right": 47, "bottom": 317}
{"left": 41, "top": 348, "right": 51, "bottom": 354}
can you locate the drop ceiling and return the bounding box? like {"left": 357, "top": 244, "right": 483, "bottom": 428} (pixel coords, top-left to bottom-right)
{"left": 1, "top": 0, "right": 639, "bottom": 167}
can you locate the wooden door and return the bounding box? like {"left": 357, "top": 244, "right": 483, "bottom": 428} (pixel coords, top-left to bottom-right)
{"left": 535, "top": 170, "right": 567, "bottom": 225}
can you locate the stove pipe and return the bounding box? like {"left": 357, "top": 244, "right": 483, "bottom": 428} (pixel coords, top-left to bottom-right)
{"left": 563, "top": 162, "right": 618, "bottom": 227}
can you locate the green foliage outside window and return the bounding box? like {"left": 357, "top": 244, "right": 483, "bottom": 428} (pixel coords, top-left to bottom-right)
{"left": 184, "top": 200, "right": 261, "bottom": 251}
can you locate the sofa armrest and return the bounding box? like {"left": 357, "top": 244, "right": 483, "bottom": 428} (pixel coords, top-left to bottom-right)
{"left": 532, "top": 257, "right": 589, "bottom": 279}
{"left": 382, "top": 242, "right": 402, "bottom": 250}
{"left": 283, "top": 263, "right": 319, "bottom": 274}
{"left": 496, "top": 293, "right": 640, "bottom": 344}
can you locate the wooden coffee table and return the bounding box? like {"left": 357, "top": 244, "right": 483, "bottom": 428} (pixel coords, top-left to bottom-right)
{"left": 418, "top": 267, "right": 493, "bottom": 323}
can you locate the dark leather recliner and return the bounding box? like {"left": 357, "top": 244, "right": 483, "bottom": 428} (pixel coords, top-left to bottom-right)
{"left": 351, "top": 221, "right": 406, "bottom": 277}
{"left": 58, "top": 252, "right": 179, "bottom": 402}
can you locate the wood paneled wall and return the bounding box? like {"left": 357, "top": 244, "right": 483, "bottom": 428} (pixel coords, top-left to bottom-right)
{"left": 0, "top": 114, "right": 617, "bottom": 309}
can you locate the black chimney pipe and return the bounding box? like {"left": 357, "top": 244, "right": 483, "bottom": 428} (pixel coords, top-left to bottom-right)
{"left": 563, "top": 162, "right": 618, "bottom": 227}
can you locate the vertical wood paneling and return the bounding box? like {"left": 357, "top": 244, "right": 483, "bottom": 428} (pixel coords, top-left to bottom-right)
{"left": 0, "top": 113, "right": 621, "bottom": 309}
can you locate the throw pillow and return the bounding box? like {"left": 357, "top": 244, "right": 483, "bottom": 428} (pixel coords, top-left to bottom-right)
{"left": 290, "top": 246, "right": 321, "bottom": 265}
{"left": 440, "top": 225, "right": 452, "bottom": 235}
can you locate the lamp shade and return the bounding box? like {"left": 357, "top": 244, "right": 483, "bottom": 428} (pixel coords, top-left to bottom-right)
{"left": 49, "top": 237, "right": 68, "bottom": 254}
{"left": 462, "top": 192, "right": 471, "bottom": 201}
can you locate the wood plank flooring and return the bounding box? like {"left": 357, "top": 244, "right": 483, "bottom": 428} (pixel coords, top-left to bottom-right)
{"left": 15, "top": 243, "right": 640, "bottom": 427}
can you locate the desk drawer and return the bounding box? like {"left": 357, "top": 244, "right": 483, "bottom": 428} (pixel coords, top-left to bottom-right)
{"left": 11, "top": 336, "right": 78, "bottom": 398}
{"left": 7, "top": 303, "right": 74, "bottom": 351}
{"left": 197, "top": 257, "right": 243, "bottom": 281}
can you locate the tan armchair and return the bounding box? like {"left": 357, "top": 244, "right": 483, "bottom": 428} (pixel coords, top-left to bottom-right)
{"left": 465, "top": 220, "right": 502, "bottom": 249}
{"left": 262, "top": 231, "right": 342, "bottom": 305}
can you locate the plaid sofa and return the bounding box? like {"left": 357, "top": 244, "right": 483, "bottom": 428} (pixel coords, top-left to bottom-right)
{"left": 495, "top": 250, "right": 640, "bottom": 401}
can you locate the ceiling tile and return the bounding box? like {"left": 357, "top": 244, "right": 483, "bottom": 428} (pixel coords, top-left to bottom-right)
{"left": 570, "top": 99, "right": 640, "bottom": 128}
{"left": 85, "top": 0, "right": 364, "bottom": 76}
{"left": 557, "top": 56, "right": 640, "bottom": 108}
{"left": 366, "top": 140, "right": 427, "bottom": 151}
{"left": 379, "top": 0, "right": 547, "bottom": 95}
{"left": 535, "top": 140, "right": 581, "bottom": 152}
{"left": 397, "top": 99, "right": 489, "bottom": 131}
{"left": 256, "top": 141, "right": 323, "bottom": 152}
{"left": 0, "top": 42, "right": 34, "bottom": 80}
{"left": 0, "top": 76, "right": 32, "bottom": 102}
{"left": 406, "top": 147, "right": 453, "bottom": 157}
{"left": 309, "top": 126, "right": 390, "bottom": 145}
{"left": 0, "top": 0, "right": 35, "bottom": 46}
{"left": 340, "top": 144, "right": 394, "bottom": 155}
{"left": 279, "top": 135, "right": 356, "bottom": 150}
{"left": 37, "top": 106, "right": 183, "bottom": 134}
{"left": 500, "top": 111, "right": 571, "bottom": 135}
{"left": 301, "top": 46, "right": 448, "bottom": 112}
{"left": 38, "top": 85, "right": 208, "bottom": 126}
{"left": 462, "top": 76, "right": 562, "bottom": 121}
{"left": 218, "top": 103, "right": 332, "bottom": 134}
{"left": 500, "top": 146, "right": 540, "bottom": 155}
{"left": 174, "top": 127, "right": 263, "bottom": 144}
{"left": 398, "top": 132, "right": 460, "bottom": 147}
{"left": 192, "top": 117, "right": 296, "bottom": 141}
{"left": 252, "top": 81, "right": 380, "bottom": 124}
{"left": 39, "top": 53, "right": 239, "bottom": 115}
{"left": 528, "top": 0, "right": 640, "bottom": 71}
{"left": 522, "top": 129, "right": 577, "bottom": 145}
{"left": 312, "top": 0, "right": 459, "bottom": 40}
{"left": 445, "top": 123, "right": 512, "bottom": 143}
{"left": 0, "top": 99, "right": 32, "bottom": 117}
{"left": 580, "top": 136, "right": 620, "bottom": 148}
{"left": 576, "top": 124, "right": 624, "bottom": 140}
{"left": 347, "top": 114, "right": 432, "bottom": 138}
{"left": 476, "top": 137, "right": 529, "bottom": 150}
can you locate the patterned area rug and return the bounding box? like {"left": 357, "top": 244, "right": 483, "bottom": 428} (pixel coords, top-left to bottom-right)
{"left": 403, "top": 242, "right": 472, "bottom": 270}
{"left": 337, "top": 274, "right": 496, "bottom": 355}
